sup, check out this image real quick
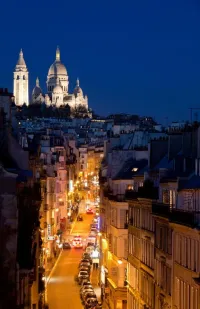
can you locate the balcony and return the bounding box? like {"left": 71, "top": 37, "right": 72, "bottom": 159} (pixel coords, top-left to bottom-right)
{"left": 170, "top": 209, "right": 200, "bottom": 228}
{"left": 108, "top": 194, "right": 125, "bottom": 202}
{"left": 152, "top": 202, "right": 170, "bottom": 218}
{"left": 152, "top": 202, "right": 200, "bottom": 228}
{"left": 125, "top": 190, "right": 138, "bottom": 200}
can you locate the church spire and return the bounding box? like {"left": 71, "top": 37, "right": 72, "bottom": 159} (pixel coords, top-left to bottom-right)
{"left": 76, "top": 78, "right": 80, "bottom": 87}
{"left": 36, "top": 77, "right": 39, "bottom": 87}
{"left": 16, "top": 48, "right": 26, "bottom": 66}
{"left": 56, "top": 46, "right": 60, "bottom": 61}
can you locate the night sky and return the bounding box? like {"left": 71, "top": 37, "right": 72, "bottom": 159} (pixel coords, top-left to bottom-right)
{"left": 0, "top": 0, "right": 200, "bottom": 123}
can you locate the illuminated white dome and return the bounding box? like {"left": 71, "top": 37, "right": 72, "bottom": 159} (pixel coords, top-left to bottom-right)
{"left": 53, "top": 78, "right": 63, "bottom": 94}
{"left": 74, "top": 78, "right": 83, "bottom": 97}
{"left": 48, "top": 47, "right": 67, "bottom": 76}
{"left": 48, "top": 62, "right": 67, "bottom": 76}
{"left": 32, "top": 77, "right": 42, "bottom": 97}
{"left": 47, "top": 47, "right": 69, "bottom": 95}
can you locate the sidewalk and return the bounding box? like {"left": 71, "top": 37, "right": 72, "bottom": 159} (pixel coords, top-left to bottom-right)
{"left": 91, "top": 267, "right": 101, "bottom": 300}
{"left": 91, "top": 267, "right": 111, "bottom": 309}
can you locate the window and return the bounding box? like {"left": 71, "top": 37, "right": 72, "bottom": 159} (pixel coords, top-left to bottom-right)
{"left": 175, "top": 233, "right": 200, "bottom": 272}
{"left": 162, "top": 189, "right": 169, "bottom": 204}
{"left": 127, "top": 184, "right": 133, "bottom": 190}
{"left": 141, "top": 239, "right": 154, "bottom": 269}
{"left": 155, "top": 223, "right": 172, "bottom": 255}
{"left": 128, "top": 264, "right": 139, "bottom": 291}
{"left": 175, "top": 278, "right": 198, "bottom": 309}
{"left": 155, "top": 260, "right": 171, "bottom": 295}
{"left": 169, "top": 189, "right": 176, "bottom": 208}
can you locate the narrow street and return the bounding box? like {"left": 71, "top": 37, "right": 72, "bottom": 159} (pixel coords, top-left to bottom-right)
{"left": 47, "top": 204, "right": 95, "bottom": 309}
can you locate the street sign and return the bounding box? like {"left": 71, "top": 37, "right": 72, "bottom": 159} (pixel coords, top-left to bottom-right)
{"left": 47, "top": 236, "right": 55, "bottom": 241}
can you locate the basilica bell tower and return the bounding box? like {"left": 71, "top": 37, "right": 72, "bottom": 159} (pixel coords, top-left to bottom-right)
{"left": 13, "top": 49, "right": 29, "bottom": 106}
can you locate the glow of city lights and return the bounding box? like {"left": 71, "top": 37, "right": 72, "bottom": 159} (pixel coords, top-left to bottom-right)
{"left": 42, "top": 276, "right": 45, "bottom": 281}
{"left": 59, "top": 198, "right": 63, "bottom": 202}
{"left": 117, "top": 259, "right": 123, "bottom": 264}
{"left": 98, "top": 232, "right": 102, "bottom": 236}
{"left": 55, "top": 208, "right": 59, "bottom": 212}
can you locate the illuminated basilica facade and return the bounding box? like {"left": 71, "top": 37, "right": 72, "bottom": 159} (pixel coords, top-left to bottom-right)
{"left": 13, "top": 47, "right": 89, "bottom": 110}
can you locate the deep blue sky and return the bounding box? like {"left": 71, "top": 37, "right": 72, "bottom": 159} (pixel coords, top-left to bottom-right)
{"left": 0, "top": 0, "right": 200, "bottom": 123}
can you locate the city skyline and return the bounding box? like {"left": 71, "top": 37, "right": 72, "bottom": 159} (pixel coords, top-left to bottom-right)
{"left": 0, "top": 0, "right": 200, "bottom": 123}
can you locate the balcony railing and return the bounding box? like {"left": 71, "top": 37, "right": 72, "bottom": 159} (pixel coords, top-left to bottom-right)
{"left": 125, "top": 190, "right": 138, "bottom": 200}
{"left": 108, "top": 193, "right": 125, "bottom": 202}
{"left": 170, "top": 209, "right": 200, "bottom": 228}
{"left": 152, "top": 202, "right": 200, "bottom": 228}
{"left": 152, "top": 202, "right": 170, "bottom": 217}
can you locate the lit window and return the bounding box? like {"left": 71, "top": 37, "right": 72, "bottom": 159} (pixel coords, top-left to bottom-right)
{"left": 127, "top": 185, "right": 133, "bottom": 190}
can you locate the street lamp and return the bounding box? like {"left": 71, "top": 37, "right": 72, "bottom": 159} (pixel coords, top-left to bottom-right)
{"left": 117, "top": 259, "right": 123, "bottom": 264}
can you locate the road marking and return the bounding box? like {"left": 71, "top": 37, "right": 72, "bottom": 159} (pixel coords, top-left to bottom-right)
{"left": 46, "top": 249, "right": 63, "bottom": 284}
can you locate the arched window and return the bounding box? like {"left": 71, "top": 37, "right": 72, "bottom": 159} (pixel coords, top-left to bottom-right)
{"left": 23, "top": 75, "right": 26, "bottom": 80}
{"left": 17, "top": 75, "right": 19, "bottom": 80}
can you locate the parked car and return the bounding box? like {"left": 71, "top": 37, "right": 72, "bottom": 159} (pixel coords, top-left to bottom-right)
{"left": 84, "top": 298, "right": 98, "bottom": 309}
{"left": 82, "top": 252, "right": 91, "bottom": 259}
{"left": 82, "top": 255, "right": 92, "bottom": 264}
{"left": 83, "top": 292, "right": 97, "bottom": 304}
{"left": 77, "top": 214, "right": 83, "bottom": 221}
{"left": 79, "top": 262, "right": 91, "bottom": 269}
{"left": 78, "top": 271, "right": 89, "bottom": 284}
{"left": 80, "top": 258, "right": 92, "bottom": 264}
{"left": 80, "top": 284, "right": 93, "bottom": 294}
{"left": 80, "top": 266, "right": 90, "bottom": 274}
{"left": 90, "top": 223, "right": 98, "bottom": 229}
{"left": 63, "top": 242, "right": 71, "bottom": 249}
{"left": 81, "top": 289, "right": 94, "bottom": 300}
{"left": 81, "top": 280, "right": 91, "bottom": 287}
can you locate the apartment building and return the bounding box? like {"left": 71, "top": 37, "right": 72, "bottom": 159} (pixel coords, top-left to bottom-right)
{"left": 100, "top": 193, "right": 128, "bottom": 309}
{"left": 126, "top": 129, "right": 200, "bottom": 309}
